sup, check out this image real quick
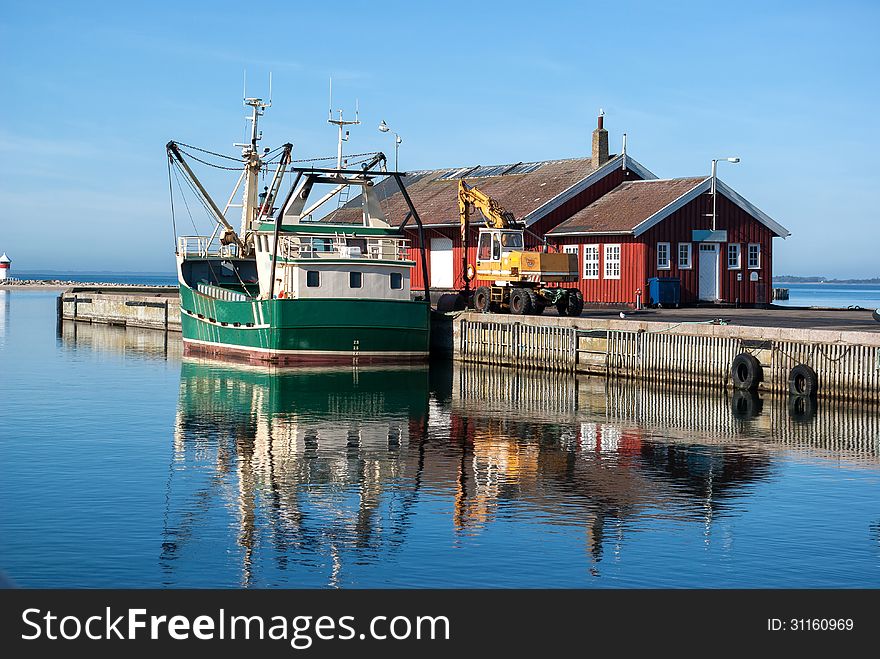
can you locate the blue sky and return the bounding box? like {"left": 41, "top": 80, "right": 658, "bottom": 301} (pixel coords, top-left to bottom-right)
{"left": 1, "top": 1, "right": 878, "bottom": 277}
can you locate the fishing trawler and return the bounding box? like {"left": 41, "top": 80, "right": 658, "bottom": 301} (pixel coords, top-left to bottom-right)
{"left": 167, "top": 96, "right": 431, "bottom": 365}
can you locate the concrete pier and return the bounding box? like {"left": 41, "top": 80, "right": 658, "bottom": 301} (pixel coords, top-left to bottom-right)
{"left": 452, "top": 310, "right": 880, "bottom": 401}
{"left": 58, "top": 287, "right": 180, "bottom": 332}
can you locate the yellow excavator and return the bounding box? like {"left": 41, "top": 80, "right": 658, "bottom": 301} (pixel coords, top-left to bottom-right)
{"left": 459, "top": 180, "right": 583, "bottom": 315}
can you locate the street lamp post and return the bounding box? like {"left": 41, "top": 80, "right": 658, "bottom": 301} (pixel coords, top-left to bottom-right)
{"left": 378, "top": 120, "right": 401, "bottom": 171}
{"left": 710, "top": 157, "right": 740, "bottom": 230}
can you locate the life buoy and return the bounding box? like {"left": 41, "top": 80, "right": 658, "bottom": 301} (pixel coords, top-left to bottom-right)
{"left": 277, "top": 290, "right": 286, "bottom": 299}
{"left": 788, "top": 364, "right": 818, "bottom": 397}
{"left": 731, "top": 353, "right": 762, "bottom": 390}
{"left": 466, "top": 264, "right": 475, "bottom": 280}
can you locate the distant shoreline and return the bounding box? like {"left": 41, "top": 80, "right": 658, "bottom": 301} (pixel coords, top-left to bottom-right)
{"left": 1, "top": 280, "right": 176, "bottom": 291}
{"left": 774, "top": 277, "right": 880, "bottom": 285}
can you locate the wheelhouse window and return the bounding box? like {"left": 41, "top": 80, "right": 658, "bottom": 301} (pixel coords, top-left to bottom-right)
{"left": 306, "top": 271, "right": 320, "bottom": 287}
{"left": 583, "top": 245, "right": 599, "bottom": 279}
{"left": 657, "top": 242, "right": 671, "bottom": 270}
{"left": 678, "top": 243, "right": 692, "bottom": 269}
{"left": 728, "top": 243, "right": 741, "bottom": 269}
{"left": 310, "top": 237, "right": 334, "bottom": 254}
{"left": 604, "top": 244, "right": 621, "bottom": 279}
{"left": 349, "top": 272, "right": 362, "bottom": 288}
{"left": 492, "top": 234, "right": 501, "bottom": 260}
{"left": 390, "top": 272, "right": 403, "bottom": 289}
{"left": 748, "top": 243, "right": 761, "bottom": 269}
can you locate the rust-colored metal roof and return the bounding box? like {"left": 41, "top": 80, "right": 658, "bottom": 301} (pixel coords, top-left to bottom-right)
{"left": 321, "top": 156, "right": 611, "bottom": 227}
{"left": 548, "top": 177, "right": 707, "bottom": 234}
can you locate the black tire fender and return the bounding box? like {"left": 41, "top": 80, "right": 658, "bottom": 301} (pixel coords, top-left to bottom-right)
{"left": 788, "top": 364, "right": 818, "bottom": 397}
{"left": 731, "top": 353, "right": 762, "bottom": 390}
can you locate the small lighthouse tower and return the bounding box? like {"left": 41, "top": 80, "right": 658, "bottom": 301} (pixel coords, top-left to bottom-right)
{"left": 0, "top": 253, "right": 10, "bottom": 281}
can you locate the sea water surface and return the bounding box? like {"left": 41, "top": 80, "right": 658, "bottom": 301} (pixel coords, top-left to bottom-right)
{"left": 772, "top": 282, "right": 880, "bottom": 309}
{"left": 1, "top": 290, "right": 879, "bottom": 588}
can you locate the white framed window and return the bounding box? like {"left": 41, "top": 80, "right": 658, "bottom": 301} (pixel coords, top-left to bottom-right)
{"left": 657, "top": 242, "right": 671, "bottom": 270}
{"left": 727, "top": 243, "right": 741, "bottom": 269}
{"left": 562, "top": 244, "right": 579, "bottom": 255}
{"left": 747, "top": 243, "right": 761, "bottom": 269}
{"left": 604, "top": 244, "right": 621, "bottom": 279}
{"left": 583, "top": 245, "right": 600, "bottom": 279}
{"left": 678, "top": 243, "right": 692, "bottom": 269}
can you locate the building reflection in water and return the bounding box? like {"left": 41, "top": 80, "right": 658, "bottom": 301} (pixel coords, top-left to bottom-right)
{"left": 452, "top": 363, "right": 879, "bottom": 574}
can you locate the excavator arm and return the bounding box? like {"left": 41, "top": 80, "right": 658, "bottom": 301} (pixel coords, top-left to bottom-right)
{"left": 458, "top": 180, "right": 518, "bottom": 229}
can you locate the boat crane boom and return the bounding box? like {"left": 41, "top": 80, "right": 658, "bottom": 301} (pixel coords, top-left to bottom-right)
{"left": 166, "top": 141, "right": 244, "bottom": 251}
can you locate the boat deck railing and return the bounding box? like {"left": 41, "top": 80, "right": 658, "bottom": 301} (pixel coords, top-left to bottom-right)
{"left": 178, "top": 236, "right": 239, "bottom": 259}
{"left": 279, "top": 236, "right": 411, "bottom": 262}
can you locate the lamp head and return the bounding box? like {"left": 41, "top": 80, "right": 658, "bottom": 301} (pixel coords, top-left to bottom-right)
{"left": 728, "top": 157, "right": 740, "bottom": 163}
{"left": 378, "top": 120, "right": 389, "bottom": 133}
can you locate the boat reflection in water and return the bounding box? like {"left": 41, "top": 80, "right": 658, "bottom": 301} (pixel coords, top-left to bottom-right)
{"left": 166, "top": 360, "right": 431, "bottom": 587}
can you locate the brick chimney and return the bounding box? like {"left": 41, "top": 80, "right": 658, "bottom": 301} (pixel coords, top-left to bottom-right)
{"left": 592, "top": 109, "right": 609, "bottom": 166}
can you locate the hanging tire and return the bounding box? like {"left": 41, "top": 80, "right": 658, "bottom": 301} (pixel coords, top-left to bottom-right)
{"left": 873, "top": 308, "right": 880, "bottom": 322}
{"left": 565, "top": 289, "right": 584, "bottom": 317}
{"left": 525, "top": 289, "right": 543, "bottom": 315}
{"left": 788, "top": 364, "right": 818, "bottom": 397}
{"left": 731, "top": 389, "right": 763, "bottom": 421}
{"left": 473, "top": 286, "right": 491, "bottom": 313}
{"left": 787, "top": 393, "right": 817, "bottom": 423}
{"left": 509, "top": 288, "right": 532, "bottom": 315}
{"left": 731, "top": 353, "right": 762, "bottom": 390}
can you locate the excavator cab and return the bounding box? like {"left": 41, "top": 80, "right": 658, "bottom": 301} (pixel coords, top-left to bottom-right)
{"left": 477, "top": 229, "right": 523, "bottom": 264}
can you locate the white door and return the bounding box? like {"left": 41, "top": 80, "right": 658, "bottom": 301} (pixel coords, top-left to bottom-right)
{"left": 698, "top": 243, "right": 719, "bottom": 301}
{"left": 430, "top": 237, "right": 454, "bottom": 288}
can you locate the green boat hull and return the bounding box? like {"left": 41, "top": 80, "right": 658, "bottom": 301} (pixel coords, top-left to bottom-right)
{"left": 179, "top": 285, "right": 430, "bottom": 365}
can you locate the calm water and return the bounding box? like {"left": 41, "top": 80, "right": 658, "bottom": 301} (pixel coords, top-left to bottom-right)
{"left": 773, "top": 282, "right": 880, "bottom": 309}
{"left": 1, "top": 290, "right": 879, "bottom": 588}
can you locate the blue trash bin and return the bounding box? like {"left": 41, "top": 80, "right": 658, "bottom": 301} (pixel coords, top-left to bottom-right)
{"left": 647, "top": 277, "right": 680, "bottom": 307}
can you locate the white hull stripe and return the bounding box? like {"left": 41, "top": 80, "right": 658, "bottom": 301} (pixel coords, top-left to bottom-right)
{"left": 183, "top": 337, "right": 429, "bottom": 357}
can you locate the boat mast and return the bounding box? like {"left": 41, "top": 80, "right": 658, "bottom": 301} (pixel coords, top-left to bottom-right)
{"left": 237, "top": 97, "right": 271, "bottom": 242}
{"left": 327, "top": 78, "right": 360, "bottom": 169}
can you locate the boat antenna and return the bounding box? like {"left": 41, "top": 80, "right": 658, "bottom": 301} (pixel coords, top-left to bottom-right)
{"left": 327, "top": 76, "right": 361, "bottom": 169}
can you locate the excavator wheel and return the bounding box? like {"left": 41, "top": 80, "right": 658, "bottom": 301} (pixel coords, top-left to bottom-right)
{"left": 509, "top": 288, "right": 533, "bottom": 315}
{"left": 525, "top": 289, "right": 543, "bottom": 315}
{"left": 565, "top": 289, "right": 584, "bottom": 317}
{"left": 473, "top": 286, "right": 492, "bottom": 313}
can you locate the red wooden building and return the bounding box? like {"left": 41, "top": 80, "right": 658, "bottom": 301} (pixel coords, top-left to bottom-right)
{"left": 545, "top": 177, "right": 790, "bottom": 306}
{"left": 324, "top": 117, "right": 655, "bottom": 292}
